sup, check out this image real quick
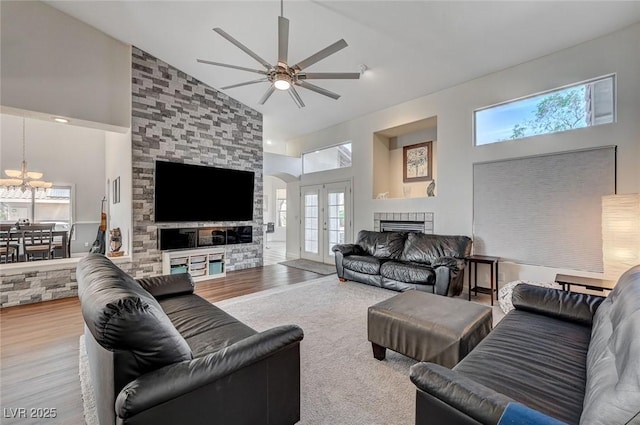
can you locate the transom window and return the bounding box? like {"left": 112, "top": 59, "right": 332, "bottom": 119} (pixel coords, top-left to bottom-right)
{"left": 474, "top": 75, "right": 615, "bottom": 146}
{"left": 302, "top": 142, "right": 352, "bottom": 174}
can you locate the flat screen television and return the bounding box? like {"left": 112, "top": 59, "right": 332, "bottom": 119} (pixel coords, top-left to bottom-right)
{"left": 154, "top": 160, "right": 255, "bottom": 222}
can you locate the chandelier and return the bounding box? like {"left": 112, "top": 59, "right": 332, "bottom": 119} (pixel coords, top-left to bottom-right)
{"left": 0, "top": 118, "right": 52, "bottom": 192}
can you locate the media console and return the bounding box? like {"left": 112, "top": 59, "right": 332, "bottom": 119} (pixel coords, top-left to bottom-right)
{"left": 158, "top": 226, "right": 253, "bottom": 251}
{"left": 158, "top": 226, "right": 252, "bottom": 282}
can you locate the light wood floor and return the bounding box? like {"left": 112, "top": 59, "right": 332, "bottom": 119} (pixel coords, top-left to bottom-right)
{"left": 0, "top": 264, "right": 323, "bottom": 424}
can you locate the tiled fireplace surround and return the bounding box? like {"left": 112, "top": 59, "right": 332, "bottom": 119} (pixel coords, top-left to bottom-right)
{"left": 0, "top": 47, "right": 263, "bottom": 308}
{"left": 373, "top": 212, "right": 434, "bottom": 234}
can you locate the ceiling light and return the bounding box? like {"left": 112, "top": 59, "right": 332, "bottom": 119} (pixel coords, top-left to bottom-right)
{"left": 266, "top": 140, "right": 273, "bottom": 145}
{"left": 53, "top": 117, "right": 69, "bottom": 123}
{"left": 0, "top": 118, "right": 53, "bottom": 192}
{"left": 274, "top": 74, "right": 291, "bottom": 91}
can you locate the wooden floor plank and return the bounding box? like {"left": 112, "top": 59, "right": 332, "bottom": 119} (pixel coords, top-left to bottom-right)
{"left": 0, "top": 264, "right": 324, "bottom": 423}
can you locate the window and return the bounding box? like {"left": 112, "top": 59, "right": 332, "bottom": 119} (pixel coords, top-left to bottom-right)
{"left": 276, "top": 189, "right": 287, "bottom": 227}
{"left": 302, "top": 142, "right": 352, "bottom": 174}
{"left": 474, "top": 75, "right": 615, "bottom": 146}
{"left": 0, "top": 185, "right": 73, "bottom": 230}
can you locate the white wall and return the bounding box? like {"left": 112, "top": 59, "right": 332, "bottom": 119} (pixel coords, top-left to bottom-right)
{"left": 263, "top": 151, "right": 302, "bottom": 181}
{"left": 0, "top": 1, "right": 131, "bottom": 132}
{"left": 286, "top": 23, "right": 640, "bottom": 283}
{"left": 105, "top": 131, "right": 132, "bottom": 255}
{"left": 263, "top": 175, "right": 287, "bottom": 242}
{"left": 0, "top": 114, "right": 107, "bottom": 253}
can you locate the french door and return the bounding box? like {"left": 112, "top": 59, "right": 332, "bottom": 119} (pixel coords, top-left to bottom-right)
{"left": 300, "top": 181, "right": 352, "bottom": 264}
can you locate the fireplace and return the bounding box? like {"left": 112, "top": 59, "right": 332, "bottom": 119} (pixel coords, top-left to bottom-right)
{"left": 380, "top": 220, "right": 425, "bottom": 233}
{"left": 374, "top": 212, "right": 434, "bottom": 234}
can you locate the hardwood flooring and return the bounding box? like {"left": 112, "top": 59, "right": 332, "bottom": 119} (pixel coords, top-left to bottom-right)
{"left": 0, "top": 264, "right": 323, "bottom": 424}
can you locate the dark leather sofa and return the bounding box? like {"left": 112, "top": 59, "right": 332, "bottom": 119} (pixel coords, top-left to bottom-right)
{"left": 332, "top": 230, "right": 472, "bottom": 296}
{"left": 76, "top": 254, "right": 304, "bottom": 425}
{"left": 410, "top": 265, "right": 640, "bottom": 425}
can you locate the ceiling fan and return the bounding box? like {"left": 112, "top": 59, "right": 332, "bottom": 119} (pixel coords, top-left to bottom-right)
{"left": 197, "top": 0, "right": 360, "bottom": 108}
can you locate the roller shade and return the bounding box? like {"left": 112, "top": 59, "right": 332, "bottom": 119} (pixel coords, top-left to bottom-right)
{"left": 473, "top": 146, "right": 616, "bottom": 272}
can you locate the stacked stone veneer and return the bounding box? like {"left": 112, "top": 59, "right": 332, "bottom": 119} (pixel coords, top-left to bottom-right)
{"left": 1, "top": 47, "right": 263, "bottom": 307}
{"left": 0, "top": 268, "right": 78, "bottom": 306}
{"left": 129, "top": 46, "right": 263, "bottom": 278}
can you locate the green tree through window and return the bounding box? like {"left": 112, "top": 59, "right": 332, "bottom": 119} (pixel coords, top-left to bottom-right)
{"left": 509, "top": 87, "right": 586, "bottom": 139}
{"left": 475, "top": 75, "right": 614, "bottom": 145}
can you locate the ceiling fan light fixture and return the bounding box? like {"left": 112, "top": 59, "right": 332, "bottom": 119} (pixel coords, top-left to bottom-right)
{"left": 198, "top": 0, "right": 358, "bottom": 107}
{"left": 274, "top": 74, "right": 291, "bottom": 90}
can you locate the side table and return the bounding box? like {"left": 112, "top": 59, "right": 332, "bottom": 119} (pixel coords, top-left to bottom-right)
{"left": 554, "top": 274, "right": 616, "bottom": 293}
{"left": 466, "top": 255, "right": 500, "bottom": 306}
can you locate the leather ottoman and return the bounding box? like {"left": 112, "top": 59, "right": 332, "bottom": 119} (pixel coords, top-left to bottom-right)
{"left": 367, "top": 290, "right": 492, "bottom": 368}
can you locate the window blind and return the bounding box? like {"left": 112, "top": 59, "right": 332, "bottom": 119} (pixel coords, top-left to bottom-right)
{"left": 472, "top": 146, "right": 616, "bottom": 272}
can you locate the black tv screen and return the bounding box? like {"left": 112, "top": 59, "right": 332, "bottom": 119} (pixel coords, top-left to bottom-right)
{"left": 154, "top": 160, "right": 254, "bottom": 222}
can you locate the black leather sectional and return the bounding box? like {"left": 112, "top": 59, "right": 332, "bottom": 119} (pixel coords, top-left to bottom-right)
{"left": 410, "top": 265, "right": 640, "bottom": 425}
{"left": 332, "top": 230, "right": 472, "bottom": 296}
{"left": 76, "top": 254, "right": 303, "bottom": 425}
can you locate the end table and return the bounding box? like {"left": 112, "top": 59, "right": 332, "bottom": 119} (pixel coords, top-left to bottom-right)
{"left": 466, "top": 255, "right": 500, "bottom": 305}
{"left": 554, "top": 274, "right": 616, "bottom": 293}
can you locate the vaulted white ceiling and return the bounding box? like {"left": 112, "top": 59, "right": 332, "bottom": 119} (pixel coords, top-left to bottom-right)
{"left": 46, "top": 1, "right": 640, "bottom": 145}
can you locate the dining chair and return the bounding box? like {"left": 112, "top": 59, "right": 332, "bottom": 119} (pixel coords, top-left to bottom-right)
{"left": 0, "top": 224, "right": 19, "bottom": 263}
{"left": 21, "top": 224, "right": 54, "bottom": 261}
{"left": 51, "top": 223, "right": 75, "bottom": 258}
{"left": 66, "top": 223, "right": 76, "bottom": 258}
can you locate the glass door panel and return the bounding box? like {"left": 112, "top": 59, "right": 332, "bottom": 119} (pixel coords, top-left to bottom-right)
{"left": 324, "top": 182, "right": 350, "bottom": 264}
{"left": 300, "top": 181, "right": 352, "bottom": 265}
{"left": 300, "top": 186, "right": 322, "bottom": 262}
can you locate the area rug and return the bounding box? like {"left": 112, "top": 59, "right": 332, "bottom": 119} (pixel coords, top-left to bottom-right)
{"left": 279, "top": 258, "right": 337, "bottom": 275}
{"left": 216, "top": 276, "right": 415, "bottom": 425}
{"left": 79, "top": 335, "right": 99, "bottom": 425}
{"left": 78, "top": 276, "right": 413, "bottom": 425}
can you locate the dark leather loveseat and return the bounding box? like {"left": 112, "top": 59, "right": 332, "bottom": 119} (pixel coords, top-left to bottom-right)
{"left": 77, "top": 254, "right": 304, "bottom": 425}
{"left": 410, "top": 265, "right": 640, "bottom": 425}
{"left": 332, "top": 230, "right": 472, "bottom": 296}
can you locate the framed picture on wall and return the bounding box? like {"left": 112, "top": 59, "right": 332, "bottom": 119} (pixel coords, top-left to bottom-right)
{"left": 113, "top": 176, "right": 121, "bottom": 204}
{"left": 403, "top": 141, "right": 433, "bottom": 182}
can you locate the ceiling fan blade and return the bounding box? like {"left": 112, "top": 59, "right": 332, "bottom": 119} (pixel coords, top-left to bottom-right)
{"left": 293, "top": 39, "right": 348, "bottom": 71}
{"left": 258, "top": 85, "right": 276, "bottom": 105}
{"left": 221, "top": 78, "right": 269, "bottom": 90}
{"left": 289, "top": 86, "right": 305, "bottom": 108}
{"left": 298, "top": 72, "right": 360, "bottom": 80}
{"left": 297, "top": 81, "right": 340, "bottom": 100}
{"left": 197, "top": 59, "right": 268, "bottom": 75}
{"left": 213, "top": 27, "right": 272, "bottom": 70}
{"left": 278, "top": 16, "right": 289, "bottom": 65}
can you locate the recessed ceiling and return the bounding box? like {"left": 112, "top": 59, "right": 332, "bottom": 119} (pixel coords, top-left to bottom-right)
{"left": 45, "top": 1, "right": 640, "bottom": 144}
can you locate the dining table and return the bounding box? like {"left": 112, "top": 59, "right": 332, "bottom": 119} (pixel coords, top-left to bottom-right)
{"left": 2, "top": 224, "right": 70, "bottom": 260}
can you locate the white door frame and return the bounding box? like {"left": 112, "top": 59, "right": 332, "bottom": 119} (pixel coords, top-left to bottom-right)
{"left": 299, "top": 179, "right": 353, "bottom": 264}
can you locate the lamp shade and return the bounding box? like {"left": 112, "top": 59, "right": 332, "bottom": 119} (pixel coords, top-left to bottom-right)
{"left": 602, "top": 194, "right": 640, "bottom": 280}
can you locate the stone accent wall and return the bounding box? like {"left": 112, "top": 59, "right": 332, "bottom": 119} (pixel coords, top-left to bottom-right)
{"left": 129, "top": 46, "right": 263, "bottom": 278}
{"left": 0, "top": 47, "right": 263, "bottom": 308}
{"left": 1, "top": 267, "right": 78, "bottom": 306}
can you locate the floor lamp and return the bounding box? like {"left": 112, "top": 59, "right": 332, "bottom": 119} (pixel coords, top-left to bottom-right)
{"left": 602, "top": 194, "right": 640, "bottom": 281}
